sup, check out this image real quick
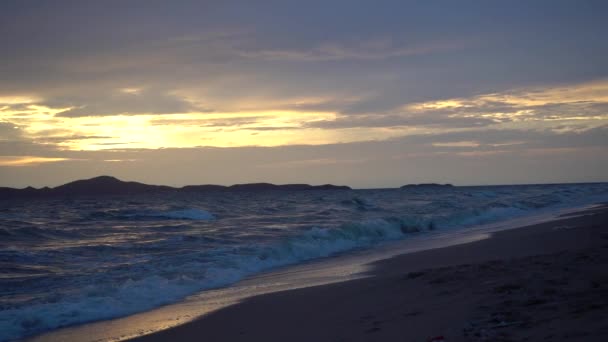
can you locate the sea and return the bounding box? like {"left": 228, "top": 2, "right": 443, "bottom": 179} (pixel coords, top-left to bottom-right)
{"left": 1, "top": 183, "right": 607, "bottom": 341}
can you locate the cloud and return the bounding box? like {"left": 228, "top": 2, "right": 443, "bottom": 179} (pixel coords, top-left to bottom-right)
{"left": 0, "top": 156, "right": 71, "bottom": 167}
{"left": 32, "top": 135, "right": 115, "bottom": 143}
{"left": 308, "top": 79, "right": 608, "bottom": 131}
{"left": 0, "top": 95, "right": 41, "bottom": 105}
{"left": 256, "top": 157, "right": 366, "bottom": 168}
{"left": 403, "top": 80, "right": 608, "bottom": 124}
{"left": 2, "top": 78, "right": 607, "bottom": 154}
{"left": 307, "top": 114, "right": 495, "bottom": 129}
{"left": 238, "top": 39, "right": 464, "bottom": 62}
{"left": 151, "top": 116, "right": 267, "bottom": 127}
{"left": 0, "top": 121, "right": 22, "bottom": 140}
{"left": 432, "top": 141, "right": 480, "bottom": 148}
{"left": 52, "top": 88, "right": 200, "bottom": 117}
{"left": 402, "top": 125, "right": 608, "bottom": 151}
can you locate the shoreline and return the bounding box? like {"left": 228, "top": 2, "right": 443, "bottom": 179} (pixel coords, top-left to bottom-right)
{"left": 23, "top": 204, "right": 606, "bottom": 342}
{"left": 127, "top": 204, "right": 608, "bottom": 342}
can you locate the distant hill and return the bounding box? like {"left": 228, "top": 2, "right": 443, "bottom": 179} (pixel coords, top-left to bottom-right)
{"left": 400, "top": 183, "right": 454, "bottom": 189}
{"left": 0, "top": 176, "right": 351, "bottom": 199}
{"left": 51, "top": 176, "right": 174, "bottom": 196}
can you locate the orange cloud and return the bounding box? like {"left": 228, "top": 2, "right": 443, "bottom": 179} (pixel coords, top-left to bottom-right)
{"left": 0, "top": 156, "right": 71, "bottom": 166}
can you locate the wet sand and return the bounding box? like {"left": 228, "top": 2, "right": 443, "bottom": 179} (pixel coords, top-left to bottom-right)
{"left": 131, "top": 205, "right": 608, "bottom": 342}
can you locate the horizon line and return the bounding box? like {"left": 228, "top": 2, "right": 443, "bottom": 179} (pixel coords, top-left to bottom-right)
{"left": 2, "top": 175, "right": 607, "bottom": 191}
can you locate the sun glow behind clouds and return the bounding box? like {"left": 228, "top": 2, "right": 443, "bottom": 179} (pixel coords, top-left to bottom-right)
{"left": 1, "top": 79, "right": 607, "bottom": 153}
{"left": 2, "top": 106, "right": 348, "bottom": 150}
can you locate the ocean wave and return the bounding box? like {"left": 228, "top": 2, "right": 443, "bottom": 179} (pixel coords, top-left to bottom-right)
{"left": 0, "top": 204, "right": 558, "bottom": 340}
{"left": 148, "top": 209, "right": 215, "bottom": 220}
{"left": 1, "top": 183, "right": 608, "bottom": 341}
{"left": 88, "top": 208, "right": 215, "bottom": 221}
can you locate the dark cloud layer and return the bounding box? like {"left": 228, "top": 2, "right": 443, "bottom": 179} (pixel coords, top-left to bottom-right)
{"left": 1, "top": 0, "right": 607, "bottom": 115}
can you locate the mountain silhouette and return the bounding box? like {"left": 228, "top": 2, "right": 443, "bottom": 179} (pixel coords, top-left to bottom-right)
{"left": 0, "top": 176, "right": 351, "bottom": 199}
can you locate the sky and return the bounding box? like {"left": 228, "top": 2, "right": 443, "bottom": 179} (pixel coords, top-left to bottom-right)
{"left": 1, "top": 0, "right": 607, "bottom": 188}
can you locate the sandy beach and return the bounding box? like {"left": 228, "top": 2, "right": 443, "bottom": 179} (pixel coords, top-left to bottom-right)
{"left": 129, "top": 205, "right": 608, "bottom": 342}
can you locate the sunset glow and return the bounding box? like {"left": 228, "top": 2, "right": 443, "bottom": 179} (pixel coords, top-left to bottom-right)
{"left": 0, "top": 1, "right": 606, "bottom": 187}
{"left": 1, "top": 80, "right": 606, "bottom": 154}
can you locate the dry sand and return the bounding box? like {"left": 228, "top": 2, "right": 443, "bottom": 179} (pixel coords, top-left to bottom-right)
{"left": 130, "top": 205, "right": 608, "bottom": 342}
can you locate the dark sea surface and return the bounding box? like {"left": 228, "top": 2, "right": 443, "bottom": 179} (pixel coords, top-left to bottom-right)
{"left": 1, "top": 183, "right": 607, "bottom": 341}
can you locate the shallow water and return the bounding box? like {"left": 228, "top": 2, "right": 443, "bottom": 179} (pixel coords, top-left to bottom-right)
{"left": 1, "top": 183, "right": 607, "bottom": 341}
